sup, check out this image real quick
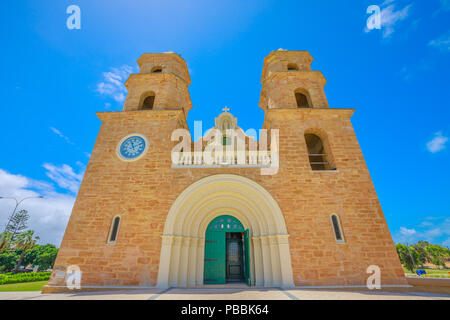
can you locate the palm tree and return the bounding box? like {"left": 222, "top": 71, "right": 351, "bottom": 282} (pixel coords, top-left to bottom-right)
{"left": 0, "top": 231, "right": 13, "bottom": 253}
{"left": 13, "top": 230, "right": 39, "bottom": 272}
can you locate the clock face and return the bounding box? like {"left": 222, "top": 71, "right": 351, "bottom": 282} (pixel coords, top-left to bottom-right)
{"left": 117, "top": 135, "right": 148, "bottom": 161}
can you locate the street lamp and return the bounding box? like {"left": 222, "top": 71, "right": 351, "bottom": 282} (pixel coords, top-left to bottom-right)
{"left": 0, "top": 196, "right": 44, "bottom": 249}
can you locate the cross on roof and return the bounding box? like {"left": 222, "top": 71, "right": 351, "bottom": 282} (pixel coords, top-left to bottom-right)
{"left": 222, "top": 106, "right": 230, "bottom": 112}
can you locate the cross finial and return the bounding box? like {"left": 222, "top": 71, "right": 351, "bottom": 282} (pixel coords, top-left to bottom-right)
{"left": 222, "top": 106, "right": 230, "bottom": 112}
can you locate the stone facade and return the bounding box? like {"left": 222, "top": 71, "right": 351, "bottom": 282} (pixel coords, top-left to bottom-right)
{"left": 43, "top": 50, "right": 406, "bottom": 292}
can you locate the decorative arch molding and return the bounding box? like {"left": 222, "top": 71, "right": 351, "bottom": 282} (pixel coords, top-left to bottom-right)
{"left": 156, "top": 174, "right": 294, "bottom": 288}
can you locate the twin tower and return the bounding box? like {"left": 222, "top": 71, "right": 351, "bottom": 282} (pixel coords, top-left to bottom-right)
{"left": 123, "top": 49, "right": 328, "bottom": 116}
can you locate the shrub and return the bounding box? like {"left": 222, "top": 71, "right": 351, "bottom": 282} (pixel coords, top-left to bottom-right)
{"left": 0, "top": 271, "right": 51, "bottom": 285}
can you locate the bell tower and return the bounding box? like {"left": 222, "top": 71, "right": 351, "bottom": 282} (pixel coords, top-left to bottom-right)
{"left": 259, "top": 49, "right": 329, "bottom": 110}
{"left": 123, "top": 52, "right": 193, "bottom": 116}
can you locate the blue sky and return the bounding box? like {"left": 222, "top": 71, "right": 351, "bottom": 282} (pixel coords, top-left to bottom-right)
{"left": 0, "top": 0, "right": 449, "bottom": 246}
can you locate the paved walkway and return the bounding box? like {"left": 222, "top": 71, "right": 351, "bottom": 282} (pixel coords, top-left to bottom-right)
{"left": 1, "top": 288, "right": 449, "bottom": 300}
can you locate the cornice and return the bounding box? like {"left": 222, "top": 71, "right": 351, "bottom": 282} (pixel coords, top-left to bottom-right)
{"left": 264, "top": 107, "right": 355, "bottom": 120}
{"left": 96, "top": 109, "right": 186, "bottom": 122}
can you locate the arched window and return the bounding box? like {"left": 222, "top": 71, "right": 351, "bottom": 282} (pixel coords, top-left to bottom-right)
{"left": 140, "top": 93, "right": 155, "bottom": 110}
{"left": 331, "top": 214, "right": 345, "bottom": 243}
{"left": 305, "top": 133, "right": 334, "bottom": 171}
{"left": 287, "top": 63, "right": 298, "bottom": 71}
{"left": 151, "top": 66, "right": 162, "bottom": 73}
{"left": 295, "top": 92, "right": 310, "bottom": 108}
{"left": 107, "top": 216, "right": 121, "bottom": 244}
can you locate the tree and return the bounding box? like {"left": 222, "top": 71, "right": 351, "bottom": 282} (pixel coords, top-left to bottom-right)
{"left": 6, "top": 210, "right": 29, "bottom": 235}
{"left": 0, "top": 232, "right": 13, "bottom": 253}
{"left": 23, "top": 244, "right": 58, "bottom": 270}
{"left": 0, "top": 210, "right": 29, "bottom": 250}
{"left": 413, "top": 240, "right": 430, "bottom": 267}
{"left": 426, "top": 244, "right": 449, "bottom": 268}
{"left": 35, "top": 252, "right": 57, "bottom": 271}
{"left": 13, "top": 230, "right": 39, "bottom": 272}
{"left": 396, "top": 243, "right": 419, "bottom": 272}
{"left": 0, "top": 252, "right": 19, "bottom": 272}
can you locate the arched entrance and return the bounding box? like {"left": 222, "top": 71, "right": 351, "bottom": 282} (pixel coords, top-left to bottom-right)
{"left": 156, "top": 174, "right": 294, "bottom": 288}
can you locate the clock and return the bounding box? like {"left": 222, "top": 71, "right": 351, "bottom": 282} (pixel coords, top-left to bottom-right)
{"left": 116, "top": 134, "right": 149, "bottom": 161}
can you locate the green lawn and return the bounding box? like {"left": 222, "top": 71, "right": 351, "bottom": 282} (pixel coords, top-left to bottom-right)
{"left": 403, "top": 266, "right": 450, "bottom": 273}
{"left": 406, "top": 273, "right": 450, "bottom": 278}
{"left": 0, "top": 281, "right": 48, "bottom": 292}
{"left": 403, "top": 266, "right": 450, "bottom": 278}
{"left": 420, "top": 268, "right": 450, "bottom": 274}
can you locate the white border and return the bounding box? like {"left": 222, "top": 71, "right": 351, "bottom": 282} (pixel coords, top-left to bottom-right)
{"left": 116, "top": 133, "right": 149, "bottom": 162}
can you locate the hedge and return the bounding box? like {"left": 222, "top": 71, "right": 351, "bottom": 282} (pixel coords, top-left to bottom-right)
{"left": 0, "top": 271, "right": 51, "bottom": 285}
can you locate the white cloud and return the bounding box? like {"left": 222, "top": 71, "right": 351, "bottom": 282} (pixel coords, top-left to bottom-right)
{"left": 365, "top": 1, "right": 412, "bottom": 38}
{"left": 380, "top": 3, "right": 412, "bottom": 38}
{"left": 428, "top": 30, "right": 450, "bottom": 52}
{"left": 396, "top": 227, "right": 417, "bottom": 243}
{"left": 419, "top": 221, "right": 433, "bottom": 227}
{"left": 49, "top": 127, "right": 92, "bottom": 161}
{"left": 394, "top": 218, "right": 450, "bottom": 245}
{"left": 50, "top": 127, "right": 74, "bottom": 145}
{"left": 96, "top": 65, "right": 134, "bottom": 104}
{"left": 400, "top": 227, "right": 416, "bottom": 235}
{"left": 426, "top": 131, "right": 448, "bottom": 153}
{"left": 0, "top": 169, "right": 76, "bottom": 246}
{"left": 42, "top": 163, "right": 85, "bottom": 194}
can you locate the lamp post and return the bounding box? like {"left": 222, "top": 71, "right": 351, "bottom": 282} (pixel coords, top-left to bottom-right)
{"left": 0, "top": 196, "right": 44, "bottom": 249}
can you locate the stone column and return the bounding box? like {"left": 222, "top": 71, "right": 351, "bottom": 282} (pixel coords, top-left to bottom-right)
{"left": 169, "top": 236, "right": 182, "bottom": 287}
{"left": 252, "top": 237, "right": 264, "bottom": 286}
{"left": 196, "top": 237, "right": 205, "bottom": 286}
{"left": 187, "top": 237, "right": 199, "bottom": 287}
{"left": 261, "top": 236, "right": 273, "bottom": 287}
{"left": 269, "top": 235, "right": 281, "bottom": 286}
{"left": 156, "top": 235, "right": 174, "bottom": 288}
{"left": 178, "top": 237, "right": 190, "bottom": 287}
{"left": 277, "top": 234, "right": 295, "bottom": 288}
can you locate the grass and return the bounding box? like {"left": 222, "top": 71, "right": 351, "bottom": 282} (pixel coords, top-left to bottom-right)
{"left": 419, "top": 268, "right": 450, "bottom": 274}
{"left": 406, "top": 273, "right": 450, "bottom": 278}
{"left": 402, "top": 266, "right": 450, "bottom": 273}
{"left": 403, "top": 266, "right": 450, "bottom": 278}
{"left": 0, "top": 281, "right": 48, "bottom": 292}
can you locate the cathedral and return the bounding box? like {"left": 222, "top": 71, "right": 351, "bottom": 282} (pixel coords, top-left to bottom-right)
{"left": 43, "top": 50, "right": 407, "bottom": 292}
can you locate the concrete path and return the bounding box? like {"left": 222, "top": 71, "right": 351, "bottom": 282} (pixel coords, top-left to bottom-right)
{"left": 1, "top": 288, "right": 449, "bottom": 300}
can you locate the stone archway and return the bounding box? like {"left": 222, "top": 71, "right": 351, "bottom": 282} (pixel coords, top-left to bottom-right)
{"left": 156, "top": 174, "right": 294, "bottom": 288}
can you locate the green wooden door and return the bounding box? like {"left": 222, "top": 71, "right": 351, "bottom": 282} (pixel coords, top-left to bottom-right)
{"left": 204, "top": 215, "right": 245, "bottom": 285}
{"left": 204, "top": 229, "right": 226, "bottom": 284}
{"left": 244, "top": 229, "right": 251, "bottom": 286}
